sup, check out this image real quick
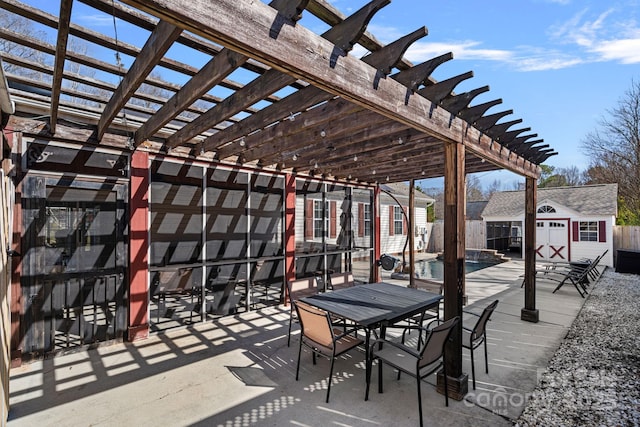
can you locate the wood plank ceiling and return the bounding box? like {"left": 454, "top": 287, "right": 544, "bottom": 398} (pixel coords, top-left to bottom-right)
{"left": 1, "top": 0, "right": 556, "bottom": 183}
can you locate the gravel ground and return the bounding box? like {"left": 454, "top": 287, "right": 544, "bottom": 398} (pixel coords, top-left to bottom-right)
{"left": 515, "top": 269, "right": 640, "bottom": 426}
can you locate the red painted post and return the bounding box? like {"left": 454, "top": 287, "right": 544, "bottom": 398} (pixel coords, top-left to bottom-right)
{"left": 128, "top": 151, "right": 150, "bottom": 341}
{"left": 284, "top": 173, "right": 296, "bottom": 284}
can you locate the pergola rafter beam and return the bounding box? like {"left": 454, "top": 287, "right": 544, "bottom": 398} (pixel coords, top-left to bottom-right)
{"left": 484, "top": 119, "right": 523, "bottom": 139}
{"left": 475, "top": 111, "right": 514, "bottom": 133}
{"left": 97, "top": 20, "right": 183, "bottom": 140}
{"left": 418, "top": 71, "right": 474, "bottom": 104}
{"left": 458, "top": 99, "right": 503, "bottom": 124}
{"left": 49, "top": 0, "right": 73, "bottom": 135}
{"left": 122, "top": 0, "right": 540, "bottom": 177}
{"left": 440, "top": 85, "right": 490, "bottom": 116}
{"left": 212, "top": 23, "right": 427, "bottom": 159}
{"left": 133, "top": 48, "right": 248, "bottom": 147}
{"left": 391, "top": 52, "right": 453, "bottom": 91}
{"left": 164, "top": 0, "right": 389, "bottom": 149}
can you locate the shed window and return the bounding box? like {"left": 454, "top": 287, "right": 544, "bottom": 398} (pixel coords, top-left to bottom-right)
{"left": 579, "top": 221, "right": 598, "bottom": 242}
{"left": 537, "top": 205, "right": 556, "bottom": 213}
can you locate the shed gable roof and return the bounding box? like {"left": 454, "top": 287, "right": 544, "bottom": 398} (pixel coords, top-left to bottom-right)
{"left": 482, "top": 184, "right": 618, "bottom": 217}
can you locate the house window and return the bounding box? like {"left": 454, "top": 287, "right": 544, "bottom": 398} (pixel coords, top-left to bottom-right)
{"left": 579, "top": 221, "right": 598, "bottom": 242}
{"left": 537, "top": 205, "right": 556, "bottom": 213}
{"left": 364, "top": 204, "right": 371, "bottom": 237}
{"left": 394, "top": 206, "right": 403, "bottom": 235}
{"left": 313, "top": 200, "right": 328, "bottom": 239}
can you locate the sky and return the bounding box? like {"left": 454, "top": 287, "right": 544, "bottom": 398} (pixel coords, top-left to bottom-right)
{"left": 328, "top": 0, "right": 640, "bottom": 190}
{"left": 10, "top": 0, "right": 640, "bottom": 191}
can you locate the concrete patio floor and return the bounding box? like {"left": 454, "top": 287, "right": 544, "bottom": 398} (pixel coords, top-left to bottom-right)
{"left": 7, "top": 259, "right": 590, "bottom": 426}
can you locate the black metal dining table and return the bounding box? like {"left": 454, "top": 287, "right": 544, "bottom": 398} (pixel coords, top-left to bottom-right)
{"left": 299, "top": 282, "right": 442, "bottom": 385}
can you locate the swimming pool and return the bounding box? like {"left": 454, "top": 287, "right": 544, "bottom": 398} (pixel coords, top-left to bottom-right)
{"left": 416, "top": 258, "right": 499, "bottom": 280}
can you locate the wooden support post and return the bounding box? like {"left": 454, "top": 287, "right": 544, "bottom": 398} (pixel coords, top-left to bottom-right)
{"left": 408, "top": 179, "right": 415, "bottom": 288}
{"left": 438, "top": 140, "right": 468, "bottom": 400}
{"left": 9, "top": 128, "right": 22, "bottom": 366}
{"left": 284, "top": 173, "right": 296, "bottom": 285}
{"left": 521, "top": 176, "right": 539, "bottom": 322}
{"left": 128, "top": 150, "right": 150, "bottom": 341}
{"left": 373, "top": 185, "right": 381, "bottom": 283}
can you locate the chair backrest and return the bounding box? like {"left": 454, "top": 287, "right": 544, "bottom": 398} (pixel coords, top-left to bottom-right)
{"left": 155, "top": 268, "right": 194, "bottom": 293}
{"left": 419, "top": 316, "right": 459, "bottom": 368}
{"left": 328, "top": 272, "right": 354, "bottom": 290}
{"left": 286, "top": 277, "right": 319, "bottom": 303}
{"left": 413, "top": 278, "right": 443, "bottom": 295}
{"left": 294, "top": 301, "right": 334, "bottom": 348}
{"left": 471, "top": 300, "right": 499, "bottom": 341}
{"left": 590, "top": 250, "right": 608, "bottom": 270}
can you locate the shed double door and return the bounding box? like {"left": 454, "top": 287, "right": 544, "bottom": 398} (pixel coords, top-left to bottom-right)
{"left": 535, "top": 219, "right": 569, "bottom": 262}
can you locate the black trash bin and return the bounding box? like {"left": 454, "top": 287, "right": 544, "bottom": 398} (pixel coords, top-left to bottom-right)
{"left": 616, "top": 249, "right": 640, "bottom": 274}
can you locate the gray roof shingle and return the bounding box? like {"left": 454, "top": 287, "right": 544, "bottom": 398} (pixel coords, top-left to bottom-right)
{"left": 482, "top": 184, "right": 618, "bottom": 217}
{"left": 380, "top": 182, "right": 434, "bottom": 202}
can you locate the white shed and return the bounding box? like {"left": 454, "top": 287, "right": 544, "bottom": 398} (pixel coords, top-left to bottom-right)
{"left": 482, "top": 184, "right": 617, "bottom": 267}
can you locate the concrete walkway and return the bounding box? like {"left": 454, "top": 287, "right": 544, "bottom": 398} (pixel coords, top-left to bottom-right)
{"left": 7, "top": 260, "right": 589, "bottom": 426}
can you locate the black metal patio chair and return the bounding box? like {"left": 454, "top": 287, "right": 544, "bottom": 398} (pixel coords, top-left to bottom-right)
{"left": 366, "top": 316, "right": 460, "bottom": 427}
{"left": 462, "top": 299, "right": 499, "bottom": 390}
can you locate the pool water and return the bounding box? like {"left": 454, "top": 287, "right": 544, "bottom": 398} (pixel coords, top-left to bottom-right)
{"left": 417, "top": 259, "right": 498, "bottom": 280}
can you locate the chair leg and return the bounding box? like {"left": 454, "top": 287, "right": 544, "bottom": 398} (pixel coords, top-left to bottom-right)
{"left": 417, "top": 375, "right": 423, "bottom": 427}
{"left": 326, "top": 355, "right": 335, "bottom": 403}
{"left": 378, "top": 357, "right": 384, "bottom": 393}
{"left": 288, "top": 312, "right": 293, "bottom": 347}
{"left": 295, "top": 339, "right": 303, "bottom": 381}
{"left": 470, "top": 345, "right": 476, "bottom": 390}
{"left": 484, "top": 337, "right": 489, "bottom": 374}
{"left": 365, "top": 352, "right": 372, "bottom": 401}
{"left": 443, "top": 362, "right": 449, "bottom": 407}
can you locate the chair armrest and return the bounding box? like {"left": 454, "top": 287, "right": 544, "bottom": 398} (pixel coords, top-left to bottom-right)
{"left": 370, "top": 338, "right": 421, "bottom": 359}
{"left": 334, "top": 327, "right": 361, "bottom": 340}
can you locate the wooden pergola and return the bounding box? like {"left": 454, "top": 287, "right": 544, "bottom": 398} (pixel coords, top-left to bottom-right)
{"left": 1, "top": 0, "right": 551, "bottom": 398}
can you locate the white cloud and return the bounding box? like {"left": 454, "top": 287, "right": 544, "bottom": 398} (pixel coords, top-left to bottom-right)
{"left": 365, "top": 24, "right": 407, "bottom": 45}
{"left": 517, "top": 55, "right": 583, "bottom": 71}
{"left": 356, "top": 5, "right": 640, "bottom": 73}
{"left": 405, "top": 41, "right": 512, "bottom": 63}
{"left": 549, "top": 8, "right": 640, "bottom": 63}
{"left": 77, "top": 14, "right": 119, "bottom": 27}
{"left": 591, "top": 36, "right": 640, "bottom": 63}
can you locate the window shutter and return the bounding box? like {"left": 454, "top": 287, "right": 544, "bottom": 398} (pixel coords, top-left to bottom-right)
{"left": 389, "top": 206, "right": 394, "bottom": 236}
{"left": 403, "top": 205, "right": 408, "bottom": 235}
{"left": 330, "top": 201, "right": 337, "bottom": 238}
{"left": 598, "top": 220, "right": 606, "bottom": 242}
{"left": 358, "top": 203, "right": 364, "bottom": 237}
{"left": 572, "top": 221, "right": 579, "bottom": 242}
{"left": 305, "top": 199, "right": 314, "bottom": 239}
